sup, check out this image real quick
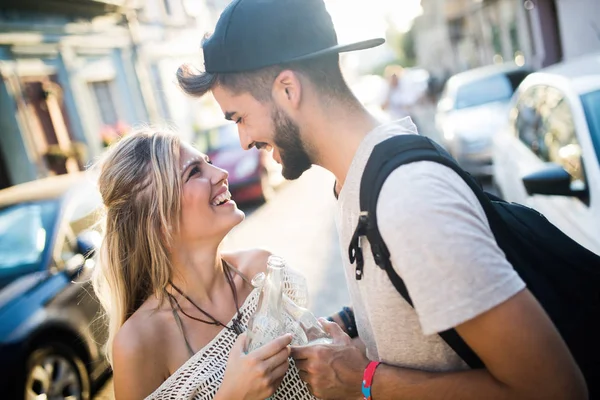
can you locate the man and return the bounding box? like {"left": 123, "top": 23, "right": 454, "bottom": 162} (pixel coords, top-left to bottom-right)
{"left": 177, "top": 0, "right": 587, "bottom": 399}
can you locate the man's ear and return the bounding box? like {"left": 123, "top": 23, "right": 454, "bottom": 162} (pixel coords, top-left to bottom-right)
{"left": 272, "top": 70, "right": 302, "bottom": 111}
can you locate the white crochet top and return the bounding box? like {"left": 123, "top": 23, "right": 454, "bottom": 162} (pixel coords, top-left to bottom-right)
{"left": 146, "top": 267, "right": 318, "bottom": 400}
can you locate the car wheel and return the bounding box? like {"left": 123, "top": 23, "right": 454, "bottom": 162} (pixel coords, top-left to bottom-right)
{"left": 25, "top": 343, "right": 90, "bottom": 400}
{"left": 260, "top": 169, "right": 275, "bottom": 203}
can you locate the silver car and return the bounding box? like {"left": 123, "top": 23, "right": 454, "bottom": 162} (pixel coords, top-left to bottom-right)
{"left": 492, "top": 53, "right": 600, "bottom": 255}
{"left": 435, "top": 63, "right": 531, "bottom": 176}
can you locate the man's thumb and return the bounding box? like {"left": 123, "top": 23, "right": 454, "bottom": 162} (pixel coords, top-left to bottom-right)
{"left": 318, "top": 318, "right": 349, "bottom": 343}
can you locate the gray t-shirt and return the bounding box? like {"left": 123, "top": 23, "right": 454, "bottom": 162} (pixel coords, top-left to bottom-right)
{"left": 335, "top": 118, "right": 525, "bottom": 372}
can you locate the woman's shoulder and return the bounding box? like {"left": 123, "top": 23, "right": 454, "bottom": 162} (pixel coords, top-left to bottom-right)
{"left": 112, "top": 301, "right": 172, "bottom": 397}
{"left": 114, "top": 300, "right": 170, "bottom": 360}
{"left": 222, "top": 248, "right": 272, "bottom": 279}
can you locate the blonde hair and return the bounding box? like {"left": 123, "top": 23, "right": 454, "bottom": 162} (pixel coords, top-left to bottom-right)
{"left": 92, "top": 128, "right": 182, "bottom": 364}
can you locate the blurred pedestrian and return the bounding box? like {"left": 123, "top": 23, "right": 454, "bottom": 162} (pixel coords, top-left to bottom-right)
{"left": 176, "top": 0, "right": 587, "bottom": 399}
{"left": 382, "top": 65, "right": 417, "bottom": 119}
{"left": 92, "top": 128, "right": 318, "bottom": 399}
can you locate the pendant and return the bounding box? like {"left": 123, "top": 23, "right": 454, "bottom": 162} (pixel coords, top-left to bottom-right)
{"left": 231, "top": 318, "right": 245, "bottom": 336}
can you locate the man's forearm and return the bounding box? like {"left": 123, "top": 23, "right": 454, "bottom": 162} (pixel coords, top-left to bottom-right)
{"left": 372, "top": 365, "right": 532, "bottom": 400}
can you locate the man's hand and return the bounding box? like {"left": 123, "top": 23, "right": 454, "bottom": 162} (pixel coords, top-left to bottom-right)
{"left": 291, "top": 319, "right": 370, "bottom": 400}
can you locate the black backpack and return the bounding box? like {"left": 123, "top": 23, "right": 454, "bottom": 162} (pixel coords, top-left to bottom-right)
{"left": 348, "top": 134, "right": 600, "bottom": 397}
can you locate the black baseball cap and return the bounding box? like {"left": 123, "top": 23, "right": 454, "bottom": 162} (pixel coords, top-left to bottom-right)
{"left": 202, "top": 0, "right": 385, "bottom": 74}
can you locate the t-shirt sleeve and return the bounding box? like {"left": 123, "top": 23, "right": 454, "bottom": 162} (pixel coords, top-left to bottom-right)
{"left": 376, "top": 161, "right": 525, "bottom": 335}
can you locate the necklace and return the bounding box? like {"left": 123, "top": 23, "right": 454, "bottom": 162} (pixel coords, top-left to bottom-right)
{"left": 167, "top": 260, "right": 245, "bottom": 336}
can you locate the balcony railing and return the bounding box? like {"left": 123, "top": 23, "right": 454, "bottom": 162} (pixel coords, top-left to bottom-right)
{"left": 1, "top": 0, "right": 127, "bottom": 17}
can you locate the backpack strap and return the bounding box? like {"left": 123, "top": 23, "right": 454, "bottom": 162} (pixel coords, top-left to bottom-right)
{"left": 348, "top": 134, "right": 490, "bottom": 369}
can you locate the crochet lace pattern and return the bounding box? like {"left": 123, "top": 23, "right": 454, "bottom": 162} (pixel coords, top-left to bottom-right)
{"left": 146, "top": 266, "right": 318, "bottom": 400}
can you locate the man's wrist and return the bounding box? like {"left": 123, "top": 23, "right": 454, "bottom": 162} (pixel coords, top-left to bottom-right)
{"left": 339, "top": 307, "right": 358, "bottom": 338}
{"left": 350, "top": 357, "right": 371, "bottom": 400}
{"left": 369, "top": 363, "right": 389, "bottom": 400}
{"left": 361, "top": 361, "right": 381, "bottom": 400}
{"left": 327, "top": 307, "right": 358, "bottom": 338}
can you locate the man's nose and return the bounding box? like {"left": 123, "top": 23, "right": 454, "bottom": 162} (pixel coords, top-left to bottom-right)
{"left": 237, "top": 125, "right": 253, "bottom": 150}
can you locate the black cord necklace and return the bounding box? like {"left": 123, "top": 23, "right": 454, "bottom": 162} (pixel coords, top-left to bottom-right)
{"left": 167, "top": 260, "right": 245, "bottom": 336}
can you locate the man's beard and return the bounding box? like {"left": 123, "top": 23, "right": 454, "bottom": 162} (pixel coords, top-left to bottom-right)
{"left": 272, "top": 107, "right": 313, "bottom": 180}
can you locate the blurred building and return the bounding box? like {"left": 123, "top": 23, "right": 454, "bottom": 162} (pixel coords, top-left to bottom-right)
{"left": 414, "top": 0, "right": 600, "bottom": 79}
{"left": 0, "top": 0, "right": 137, "bottom": 189}
{"left": 0, "top": 0, "right": 213, "bottom": 190}
{"left": 541, "top": 0, "right": 600, "bottom": 61}
{"left": 412, "top": 0, "right": 456, "bottom": 77}
{"left": 130, "top": 0, "right": 217, "bottom": 141}
{"left": 414, "top": 0, "right": 534, "bottom": 75}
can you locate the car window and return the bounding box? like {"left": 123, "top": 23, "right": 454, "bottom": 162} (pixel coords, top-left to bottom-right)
{"left": 541, "top": 95, "right": 584, "bottom": 184}
{"left": 54, "top": 185, "right": 102, "bottom": 269}
{"left": 455, "top": 73, "right": 519, "bottom": 109}
{"left": 0, "top": 201, "right": 58, "bottom": 285}
{"left": 69, "top": 184, "right": 102, "bottom": 236}
{"left": 515, "top": 86, "right": 546, "bottom": 160}
{"left": 580, "top": 90, "right": 600, "bottom": 164}
{"left": 505, "top": 70, "right": 530, "bottom": 92}
{"left": 56, "top": 227, "right": 78, "bottom": 269}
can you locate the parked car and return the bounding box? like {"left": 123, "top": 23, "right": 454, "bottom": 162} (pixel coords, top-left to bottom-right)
{"left": 435, "top": 63, "right": 532, "bottom": 175}
{"left": 0, "top": 173, "right": 109, "bottom": 400}
{"left": 194, "top": 123, "right": 284, "bottom": 204}
{"left": 493, "top": 53, "right": 600, "bottom": 255}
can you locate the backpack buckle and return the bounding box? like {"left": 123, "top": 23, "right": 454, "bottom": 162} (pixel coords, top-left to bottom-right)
{"left": 372, "top": 244, "right": 383, "bottom": 267}
{"left": 349, "top": 212, "right": 369, "bottom": 280}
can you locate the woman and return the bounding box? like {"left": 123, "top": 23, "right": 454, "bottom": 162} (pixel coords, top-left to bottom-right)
{"left": 92, "top": 128, "right": 318, "bottom": 399}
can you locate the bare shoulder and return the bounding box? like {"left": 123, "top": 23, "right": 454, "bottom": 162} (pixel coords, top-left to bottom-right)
{"left": 112, "top": 302, "right": 170, "bottom": 398}
{"left": 113, "top": 306, "right": 163, "bottom": 356}
{"left": 223, "top": 248, "right": 272, "bottom": 280}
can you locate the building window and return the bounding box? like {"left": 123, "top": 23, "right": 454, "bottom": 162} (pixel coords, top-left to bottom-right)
{"left": 151, "top": 64, "right": 171, "bottom": 121}
{"left": 163, "top": 0, "right": 172, "bottom": 16}
{"left": 510, "top": 21, "right": 520, "bottom": 55}
{"left": 90, "top": 81, "right": 119, "bottom": 126}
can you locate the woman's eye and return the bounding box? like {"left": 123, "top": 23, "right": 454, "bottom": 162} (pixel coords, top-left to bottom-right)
{"left": 235, "top": 117, "right": 242, "bottom": 125}
{"left": 189, "top": 166, "right": 201, "bottom": 176}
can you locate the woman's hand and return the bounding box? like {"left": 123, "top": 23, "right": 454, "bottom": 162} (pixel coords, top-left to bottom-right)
{"left": 218, "top": 333, "right": 293, "bottom": 400}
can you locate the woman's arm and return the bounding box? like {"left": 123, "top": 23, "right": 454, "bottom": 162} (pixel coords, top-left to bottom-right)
{"left": 112, "top": 323, "right": 167, "bottom": 399}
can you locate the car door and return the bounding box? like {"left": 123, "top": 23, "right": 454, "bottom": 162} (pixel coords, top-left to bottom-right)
{"left": 496, "top": 85, "right": 543, "bottom": 204}
{"left": 48, "top": 187, "right": 108, "bottom": 376}
{"left": 528, "top": 89, "right": 599, "bottom": 253}
{"left": 513, "top": 86, "right": 598, "bottom": 253}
